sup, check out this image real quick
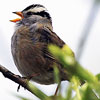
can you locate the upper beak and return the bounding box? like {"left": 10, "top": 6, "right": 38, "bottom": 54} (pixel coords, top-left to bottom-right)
{"left": 10, "top": 12, "right": 24, "bottom": 23}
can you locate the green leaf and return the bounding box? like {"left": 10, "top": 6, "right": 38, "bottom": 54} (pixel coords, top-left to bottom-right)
{"left": 65, "top": 84, "right": 72, "bottom": 100}
{"left": 53, "top": 65, "right": 60, "bottom": 83}
{"left": 48, "top": 45, "right": 98, "bottom": 84}
{"left": 96, "top": 73, "right": 100, "bottom": 81}
{"left": 62, "top": 45, "right": 75, "bottom": 57}
{"left": 71, "top": 76, "right": 82, "bottom": 100}
{"left": 81, "top": 84, "right": 100, "bottom": 100}
{"left": 27, "top": 82, "right": 49, "bottom": 100}
{"left": 48, "top": 44, "right": 100, "bottom": 98}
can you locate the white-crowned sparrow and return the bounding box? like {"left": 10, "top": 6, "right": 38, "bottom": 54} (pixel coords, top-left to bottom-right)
{"left": 11, "top": 4, "right": 73, "bottom": 85}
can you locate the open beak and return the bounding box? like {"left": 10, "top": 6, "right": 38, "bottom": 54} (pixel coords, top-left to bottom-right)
{"left": 10, "top": 12, "right": 24, "bottom": 23}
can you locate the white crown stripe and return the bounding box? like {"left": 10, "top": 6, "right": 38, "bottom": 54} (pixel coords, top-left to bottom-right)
{"left": 28, "top": 7, "right": 47, "bottom": 13}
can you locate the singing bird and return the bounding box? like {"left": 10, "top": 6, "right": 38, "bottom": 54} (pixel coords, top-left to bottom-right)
{"left": 11, "top": 4, "right": 74, "bottom": 93}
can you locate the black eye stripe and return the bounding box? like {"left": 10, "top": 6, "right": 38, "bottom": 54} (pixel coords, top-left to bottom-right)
{"left": 26, "top": 11, "right": 51, "bottom": 19}
{"left": 26, "top": 12, "right": 33, "bottom": 15}
{"left": 35, "top": 11, "right": 51, "bottom": 19}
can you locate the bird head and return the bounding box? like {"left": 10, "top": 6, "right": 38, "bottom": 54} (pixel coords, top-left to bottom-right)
{"left": 10, "top": 4, "right": 51, "bottom": 23}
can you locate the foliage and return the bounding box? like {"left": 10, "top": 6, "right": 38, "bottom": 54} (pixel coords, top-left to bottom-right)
{"left": 16, "top": 45, "right": 100, "bottom": 100}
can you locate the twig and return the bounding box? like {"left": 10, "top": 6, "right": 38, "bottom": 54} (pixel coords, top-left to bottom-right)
{"left": 0, "top": 64, "right": 48, "bottom": 100}
{"left": 0, "top": 64, "right": 28, "bottom": 87}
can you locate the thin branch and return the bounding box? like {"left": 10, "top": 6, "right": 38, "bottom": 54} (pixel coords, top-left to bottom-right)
{"left": 0, "top": 64, "right": 48, "bottom": 100}
{"left": 0, "top": 64, "right": 27, "bottom": 87}
{"left": 76, "top": 0, "right": 100, "bottom": 60}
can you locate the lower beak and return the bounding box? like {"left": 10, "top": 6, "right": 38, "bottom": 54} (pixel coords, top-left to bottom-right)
{"left": 10, "top": 12, "right": 24, "bottom": 23}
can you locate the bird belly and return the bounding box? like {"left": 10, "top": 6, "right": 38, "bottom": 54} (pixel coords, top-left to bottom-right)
{"left": 11, "top": 34, "right": 55, "bottom": 84}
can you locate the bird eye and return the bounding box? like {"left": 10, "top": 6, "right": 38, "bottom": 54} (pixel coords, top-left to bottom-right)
{"left": 26, "top": 12, "right": 33, "bottom": 15}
